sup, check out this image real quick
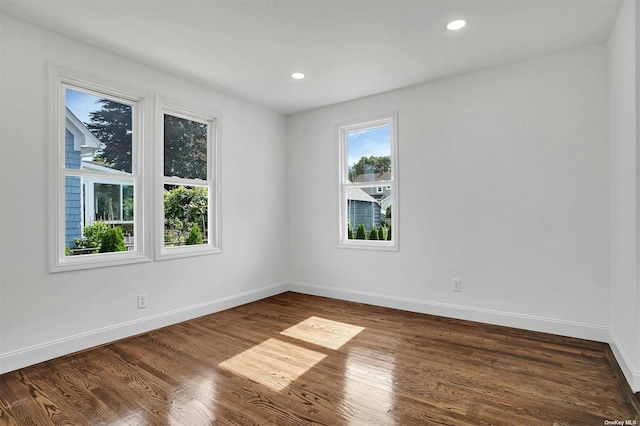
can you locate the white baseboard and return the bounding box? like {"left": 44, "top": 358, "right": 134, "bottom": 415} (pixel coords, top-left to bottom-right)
{"left": 609, "top": 330, "right": 640, "bottom": 393}
{"left": 1, "top": 280, "right": 627, "bottom": 388}
{"left": 0, "top": 282, "right": 289, "bottom": 375}
{"left": 288, "top": 281, "right": 610, "bottom": 342}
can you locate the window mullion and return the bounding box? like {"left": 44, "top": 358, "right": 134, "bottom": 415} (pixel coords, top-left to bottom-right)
{"left": 163, "top": 176, "right": 210, "bottom": 187}
{"left": 345, "top": 181, "right": 393, "bottom": 189}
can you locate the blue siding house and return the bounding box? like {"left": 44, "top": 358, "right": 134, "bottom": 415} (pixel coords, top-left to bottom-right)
{"left": 347, "top": 188, "right": 382, "bottom": 234}
{"left": 64, "top": 109, "right": 102, "bottom": 247}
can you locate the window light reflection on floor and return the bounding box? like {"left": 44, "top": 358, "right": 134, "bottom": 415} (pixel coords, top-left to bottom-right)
{"left": 218, "top": 338, "right": 327, "bottom": 391}
{"left": 280, "top": 316, "right": 365, "bottom": 350}
{"left": 109, "top": 412, "right": 146, "bottom": 426}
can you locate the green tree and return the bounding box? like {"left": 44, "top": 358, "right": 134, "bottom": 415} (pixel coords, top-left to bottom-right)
{"left": 347, "top": 222, "right": 354, "bottom": 239}
{"left": 352, "top": 155, "right": 391, "bottom": 178}
{"left": 386, "top": 206, "right": 391, "bottom": 219}
{"left": 355, "top": 224, "right": 367, "bottom": 240}
{"left": 164, "top": 114, "right": 208, "bottom": 180}
{"left": 387, "top": 224, "right": 392, "bottom": 241}
{"left": 185, "top": 224, "right": 203, "bottom": 245}
{"left": 369, "top": 226, "right": 379, "bottom": 240}
{"left": 87, "top": 99, "right": 133, "bottom": 173}
{"left": 87, "top": 102, "right": 208, "bottom": 179}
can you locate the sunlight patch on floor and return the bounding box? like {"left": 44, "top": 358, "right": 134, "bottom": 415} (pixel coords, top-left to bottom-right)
{"left": 280, "top": 316, "right": 365, "bottom": 350}
{"left": 218, "top": 338, "right": 326, "bottom": 391}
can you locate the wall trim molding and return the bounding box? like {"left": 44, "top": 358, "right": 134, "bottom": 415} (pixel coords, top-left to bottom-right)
{"left": 610, "top": 330, "right": 640, "bottom": 393}
{"left": 604, "top": 343, "right": 640, "bottom": 419}
{"left": 4, "top": 280, "right": 634, "bottom": 394}
{"left": 0, "top": 282, "right": 289, "bottom": 375}
{"left": 288, "top": 281, "right": 610, "bottom": 342}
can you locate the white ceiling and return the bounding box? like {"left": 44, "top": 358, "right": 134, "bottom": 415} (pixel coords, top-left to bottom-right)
{"left": 0, "top": 0, "right": 622, "bottom": 115}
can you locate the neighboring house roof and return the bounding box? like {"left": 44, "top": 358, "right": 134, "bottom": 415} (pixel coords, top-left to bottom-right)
{"left": 354, "top": 171, "right": 391, "bottom": 183}
{"left": 347, "top": 188, "right": 380, "bottom": 204}
{"left": 81, "top": 160, "right": 130, "bottom": 175}
{"left": 380, "top": 194, "right": 392, "bottom": 210}
{"left": 65, "top": 108, "right": 103, "bottom": 159}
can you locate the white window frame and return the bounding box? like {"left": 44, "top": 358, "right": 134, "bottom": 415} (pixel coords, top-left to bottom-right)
{"left": 49, "top": 67, "right": 150, "bottom": 272}
{"left": 338, "top": 113, "right": 398, "bottom": 251}
{"left": 156, "top": 99, "right": 221, "bottom": 260}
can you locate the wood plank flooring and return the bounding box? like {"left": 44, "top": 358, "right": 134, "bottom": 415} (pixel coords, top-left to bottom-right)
{"left": 0, "top": 292, "right": 635, "bottom": 425}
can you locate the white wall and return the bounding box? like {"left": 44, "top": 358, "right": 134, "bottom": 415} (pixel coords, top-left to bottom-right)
{"left": 0, "top": 15, "right": 289, "bottom": 373}
{"left": 288, "top": 44, "right": 610, "bottom": 341}
{"left": 609, "top": 0, "right": 640, "bottom": 392}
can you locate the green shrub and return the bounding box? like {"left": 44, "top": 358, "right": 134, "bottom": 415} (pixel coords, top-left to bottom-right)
{"left": 100, "top": 227, "right": 126, "bottom": 253}
{"left": 185, "top": 224, "right": 203, "bottom": 245}
{"left": 387, "top": 224, "right": 392, "bottom": 241}
{"left": 347, "top": 223, "right": 354, "bottom": 239}
{"left": 369, "top": 226, "right": 379, "bottom": 240}
{"left": 355, "top": 224, "right": 367, "bottom": 240}
{"left": 386, "top": 206, "right": 391, "bottom": 219}
{"left": 74, "top": 221, "right": 110, "bottom": 249}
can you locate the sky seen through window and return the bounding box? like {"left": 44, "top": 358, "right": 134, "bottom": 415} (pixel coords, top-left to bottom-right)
{"left": 347, "top": 126, "right": 391, "bottom": 168}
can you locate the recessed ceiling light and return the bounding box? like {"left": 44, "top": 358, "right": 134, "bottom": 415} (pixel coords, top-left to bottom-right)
{"left": 291, "top": 72, "right": 305, "bottom": 80}
{"left": 447, "top": 19, "right": 467, "bottom": 31}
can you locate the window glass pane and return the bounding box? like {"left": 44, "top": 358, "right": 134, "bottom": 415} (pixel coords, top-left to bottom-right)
{"left": 122, "top": 185, "right": 134, "bottom": 221}
{"left": 65, "top": 175, "right": 135, "bottom": 256}
{"left": 164, "top": 114, "right": 208, "bottom": 180}
{"left": 65, "top": 88, "right": 133, "bottom": 174}
{"left": 94, "top": 183, "right": 121, "bottom": 222}
{"left": 347, "top": 125, "right": 391, "bottom": 183}
{"left": 346, "top": 186, "right": 392, "bottom": 241}
{"left": 164, "top": 184, "right": 209, "bottom": 247}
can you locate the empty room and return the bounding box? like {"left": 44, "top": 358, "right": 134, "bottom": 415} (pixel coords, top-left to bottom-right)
{"left": 1, "top": 0, "right": 639, "bottom": 424}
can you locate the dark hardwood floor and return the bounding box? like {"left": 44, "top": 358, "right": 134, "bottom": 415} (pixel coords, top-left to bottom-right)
{"left": 0, "top": 292, "right": 635, "bottom": 425}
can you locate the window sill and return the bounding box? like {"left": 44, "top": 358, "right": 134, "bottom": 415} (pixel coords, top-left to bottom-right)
{"left": 156, "top": 245, "right": 222, "bottom": 261}
{"left": 337, "top": 240, "right": 398, "bottom": 251}
{"left": 50, "top": 252, "right": 151, "bottom": 273}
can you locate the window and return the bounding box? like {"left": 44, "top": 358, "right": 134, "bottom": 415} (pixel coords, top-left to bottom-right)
{"left": 50, "top": 70, "right": 148, "bottom": 271}
{"left": 338, "top": 113, "right": 398, "bottom": 250}
{"left": 157, "top": 101, "right": 220, "bottom": 259}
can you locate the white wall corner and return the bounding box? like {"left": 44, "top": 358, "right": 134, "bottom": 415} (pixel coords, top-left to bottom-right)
{"left": 0, "top": 282, "right": 289, "bottom": 375}
{"left": 287, "top": 282, "right": 610, "bottom": 343}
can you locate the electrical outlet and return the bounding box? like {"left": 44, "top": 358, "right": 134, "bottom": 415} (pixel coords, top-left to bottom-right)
{"left": 452, "top": 279, "right": 462, "bottom": 292}
{"left": 137, "top": 294, "right": 147, "bottom": 309}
